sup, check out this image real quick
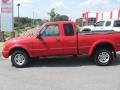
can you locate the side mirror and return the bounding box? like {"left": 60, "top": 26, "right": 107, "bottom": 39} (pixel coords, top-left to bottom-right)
{"left": 36, "top": 33, "right": 42, "bottom": 38}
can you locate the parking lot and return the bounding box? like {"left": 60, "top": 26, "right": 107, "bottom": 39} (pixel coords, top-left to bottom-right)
{"left": 0, "top": 55, "right": 120, "bottom": 90}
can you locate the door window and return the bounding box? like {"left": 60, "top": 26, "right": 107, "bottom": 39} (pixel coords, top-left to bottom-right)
{"left": 41, "top": 25, "right": 59, "bottom": 37}
{"left": 64, "top": 24, "right": 74, "bottom": 36}
{"left": 114, "top": 20, "right": 120, "bottom": 27}
{"left": 95, "top": 21, "right": 105, "bottom": 27}
{"left": 105, "top": 21, "right": 111, "bottom": 27}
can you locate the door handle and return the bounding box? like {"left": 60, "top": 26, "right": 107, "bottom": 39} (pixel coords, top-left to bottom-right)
{"left": 56, "top": 38, "right": 61, "bottom": 42}
{"left": 71, "top": 41, "right": 75, "bottom": 43}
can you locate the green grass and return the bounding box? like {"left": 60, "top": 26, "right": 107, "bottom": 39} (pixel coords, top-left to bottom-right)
{"left": 4, "top": 29, "right": 26, "bottom": 40}
{"left": 4, "top": 26, "right": 34, "bottom": 40}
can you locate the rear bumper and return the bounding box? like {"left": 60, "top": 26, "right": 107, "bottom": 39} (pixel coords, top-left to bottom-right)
{"left": 2, "top": 51, "right": 9, "bottom": 58}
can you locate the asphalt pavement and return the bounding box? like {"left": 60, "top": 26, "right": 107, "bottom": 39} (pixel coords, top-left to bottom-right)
{"left": 0, "top": 54, "right": 120, "bottom": 90}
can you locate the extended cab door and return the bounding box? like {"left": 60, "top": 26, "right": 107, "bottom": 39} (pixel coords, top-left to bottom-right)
{"left": 33, "top": 24, "right": 63, "bottom": 56}
{"left": 62, "top": 23, "right": 78, "bottom": 55}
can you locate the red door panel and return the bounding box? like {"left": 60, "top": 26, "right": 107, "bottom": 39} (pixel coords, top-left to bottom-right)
{"left": 32, "top": 37, "right": 63, "bottom": 57}
{"left": 63, "top": 36, "right": 77, "bottom": 55}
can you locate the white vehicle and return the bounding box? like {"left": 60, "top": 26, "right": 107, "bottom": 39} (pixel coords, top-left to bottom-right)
{"left": 81, "top": 20, "right": 120, "bottom": 32}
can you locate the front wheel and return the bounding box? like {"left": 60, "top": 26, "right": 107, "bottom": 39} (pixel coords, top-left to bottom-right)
{"left": 94, "top": 48, "right": 113, "bottom": 66}
{"left": 11, "top": 50, "right": 30, "bottom": 68}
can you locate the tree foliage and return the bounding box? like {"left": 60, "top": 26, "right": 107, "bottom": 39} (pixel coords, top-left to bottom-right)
{"left": 75, "top": 18, "right": 82, "bottom": 27}
{"left": 55, "top": 14, "right": 69, "bottom": 21}
{"left": 48, "top": 8, "right": 56, "bottom": 22}
{"left": 14, "top": 17, "right": 43, "bottom": 29}
{"left": 48, "top": 8, "right": 69, "bottom": 22}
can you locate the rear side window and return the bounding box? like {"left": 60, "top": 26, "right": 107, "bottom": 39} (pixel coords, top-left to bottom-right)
{"left": 114, "top": 20, "right": 120, "bottom": 27}
{"left": 64, "top": 24, "right": 74, "bottom": 36}
{"left": 105, "top": 21, "right": 111, "bottom": 26}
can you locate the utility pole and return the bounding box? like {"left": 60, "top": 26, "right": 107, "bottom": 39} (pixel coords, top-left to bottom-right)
{"left": 17, "top": 3, "right": 20, "bottom": 36}
{"left": 17, "top": 3, "right": 20, "bottom": 20}
{"left": 33, "top": 11, "right": 35, "bottom": 28}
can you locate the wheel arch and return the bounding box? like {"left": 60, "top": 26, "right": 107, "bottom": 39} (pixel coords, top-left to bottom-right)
{"left": 9, "top": 46, "right": 31, "bottom": 57}
{"left": 89, "top": 41, "right": 116, "bottom": 57}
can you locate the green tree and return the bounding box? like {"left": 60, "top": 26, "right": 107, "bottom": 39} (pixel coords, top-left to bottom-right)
{"left": 48, "top": 8, "right": 69, "bottom": 22}
{"left": 54, "top": 14, "right": 61, "bottom": 21}
{"left": 60, "top": 15, "right": 69, "bottom": 21}
{"left": 48, "top": 8, "right": 56, "bottom": 22}
{"left": 76, "top": 18, "right": 82, "bottom": 27}
{"left": 14, "top": 17, "right": 43, "bottom": 29}
{"left": 54, "top": 14, "right": 69, "bottom": 21}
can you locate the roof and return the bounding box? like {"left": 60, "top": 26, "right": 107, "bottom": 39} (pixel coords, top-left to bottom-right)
{"left": 46, "top": 21, "right": 75, "bottom": 25}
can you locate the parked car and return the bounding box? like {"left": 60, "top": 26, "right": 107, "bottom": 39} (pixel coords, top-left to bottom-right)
{"left": 81, "top": 20, "right": 120, "bottom": 32}
{"left": 2, "top": 21, "right": 120, "bottom": 68}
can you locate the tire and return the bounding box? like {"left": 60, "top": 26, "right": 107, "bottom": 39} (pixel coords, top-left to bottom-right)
{"left": 94, "top": 48, "right": 113, "bottom": 66}
{"left": 11, "top": 50, "right": 30, "bottom": 68}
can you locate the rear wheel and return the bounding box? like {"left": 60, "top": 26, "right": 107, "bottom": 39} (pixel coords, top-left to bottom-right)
{"left": 11, "top": 50, "right": 30, "bottom": 68}
{"left": 94, "top": 48, "right": 113, "bottom": 66}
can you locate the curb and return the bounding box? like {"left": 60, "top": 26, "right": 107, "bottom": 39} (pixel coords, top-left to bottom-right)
{"left": 0, "top": 43, "right": 3, "bottom": 54}
{"left": 0, "top": 51, "right": 3, "bottom": 59}
{"left": 0, "top": 43, "right": 3, "bottom": 58}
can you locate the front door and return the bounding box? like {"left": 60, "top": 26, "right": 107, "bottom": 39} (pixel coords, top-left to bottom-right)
{"left": 62, "top": 23, "right": 78, "bottom": 55}
{"left": 33, "top": 24, "right": 63, "bottom": 57}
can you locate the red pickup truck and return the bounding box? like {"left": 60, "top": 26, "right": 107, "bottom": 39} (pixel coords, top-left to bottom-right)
{"left": 2, "top": 21, "right": 120, "bottom": 68}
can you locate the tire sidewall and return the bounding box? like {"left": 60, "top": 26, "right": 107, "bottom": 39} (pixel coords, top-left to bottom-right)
{"left": 11, "top": 50, "right": 29, "bottom": 68}
{"left": 94, "top": 49, "right": 113, "bottom": 66}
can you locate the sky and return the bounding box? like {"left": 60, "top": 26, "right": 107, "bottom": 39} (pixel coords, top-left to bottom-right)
{"left": 14, "top": 0, "right": 120, "bottom": 20}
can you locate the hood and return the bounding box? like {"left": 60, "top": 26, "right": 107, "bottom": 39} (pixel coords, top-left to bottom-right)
{"left": 5, "top": 36, "right": 36, "bottom": 43}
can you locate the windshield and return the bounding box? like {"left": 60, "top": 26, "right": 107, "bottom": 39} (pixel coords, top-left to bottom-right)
{"left": 35, "top": 24, "right": 47, "bottom": 37}
{"left": 39, "top": 25, "right": 47, "bottom": 34}
{"left": 37, "top": 23, "right": 46, "bottom": 32}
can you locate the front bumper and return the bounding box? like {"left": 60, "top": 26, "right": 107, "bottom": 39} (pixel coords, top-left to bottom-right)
{"left": 2, "top": 51, "right": 9, "bottom": 58}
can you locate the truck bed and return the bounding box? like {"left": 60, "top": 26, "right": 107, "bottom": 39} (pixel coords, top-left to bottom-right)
{"left": 78, "top": 30, "right": 119, "bottom": 35}
{"left": 78, "top": 30, "right": 120, "bottom": 55}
